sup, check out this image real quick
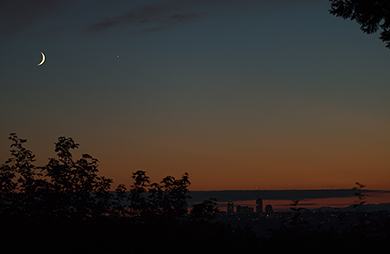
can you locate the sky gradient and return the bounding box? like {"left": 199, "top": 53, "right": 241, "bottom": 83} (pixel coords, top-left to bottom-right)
{"left": 1, "top": 0, "right": 389, "bottom": 191}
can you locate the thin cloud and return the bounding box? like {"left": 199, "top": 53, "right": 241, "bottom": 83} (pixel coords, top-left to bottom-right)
{"left": 85, "top": 0, "right": 241, "bottom": 33}
{"left": 0, "top": 0, "right": 77, "bottom": 36}
{"left": 87, "top": 5, "right": 165, "bottom": 33}
{"left": 0, "top": 0, "right": 324, "bottom": 37}
{"left": 86, "top": 0, "right": 323, "bottom": 36}
{"left": 126, "top": 13, "right": 207, "bottom": 37}
{"left": 169, "top": 13, "right": 208, "bottom": 23}
{"left": 86, "top": 3, "right": 207, "bottom": 34}
{"left": 127, "top": 25, "right": 175, "bottom": 37}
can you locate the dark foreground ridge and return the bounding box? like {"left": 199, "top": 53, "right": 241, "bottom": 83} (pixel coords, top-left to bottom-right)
{"left": 1, "top": 134, "right": 389, "bottom": 254}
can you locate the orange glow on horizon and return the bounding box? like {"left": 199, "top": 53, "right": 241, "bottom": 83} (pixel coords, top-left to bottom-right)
{"left": 213, "top": 192, "right": 390, "bottom": 212}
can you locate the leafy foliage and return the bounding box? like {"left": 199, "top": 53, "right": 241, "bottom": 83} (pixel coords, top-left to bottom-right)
{"left": 329, "top": 0, "right": 390, "bottom": 48}
{"left": 190, "top": 198, "right": 219, "bottom": 221}
{"left": 0, "top": 133, "right": 193, "bottom": 221}
{"left": 127, "top": 170, "right": 191, "bottom": 220}
{"left": 0, "top": 134, "right": 113, "bottom": 219}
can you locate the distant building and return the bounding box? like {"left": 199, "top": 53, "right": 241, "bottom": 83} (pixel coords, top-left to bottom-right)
{"left": 265, "top": 204, "right": 273, "bottom": 213}
{"left": 227, "top": 200, "right": 234, "bottom": 215}
{"left": 236, "top": 205, "right": 254, "bottom": 214}
{"left": 256, "top": 198, "right": 263, "bottom": 213}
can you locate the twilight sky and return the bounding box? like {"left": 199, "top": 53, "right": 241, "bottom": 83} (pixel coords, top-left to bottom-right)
{"left": 1, "top": 0, "right": 389, "bottom": 191}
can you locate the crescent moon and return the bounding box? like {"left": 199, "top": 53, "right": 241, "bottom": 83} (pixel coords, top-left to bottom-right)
{"left": 38, "top": 52, "right": 45, "bottom": 66}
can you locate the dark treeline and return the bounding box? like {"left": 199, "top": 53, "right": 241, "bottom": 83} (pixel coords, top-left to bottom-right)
{"left": 1, "top": 134, "right": 390, "bottom": 254}
{"left": 0, "top": 133, "right": 197, "bottom": 220}
{"left": 0, "top": 134, "right": 255, "bottom": 253}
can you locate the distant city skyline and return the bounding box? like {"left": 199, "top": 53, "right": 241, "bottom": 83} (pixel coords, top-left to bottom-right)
{"left": 190, "top": 189, "right": 390, "bottom": 212}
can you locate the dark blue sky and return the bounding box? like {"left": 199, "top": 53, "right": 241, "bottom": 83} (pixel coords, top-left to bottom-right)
{"left": 1, "top": 0, "right": 389, "bottom": 191}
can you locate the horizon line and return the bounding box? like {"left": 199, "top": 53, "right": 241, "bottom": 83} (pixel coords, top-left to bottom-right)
{"left": 189, "top": 189, "right": 390, "bottom": 192}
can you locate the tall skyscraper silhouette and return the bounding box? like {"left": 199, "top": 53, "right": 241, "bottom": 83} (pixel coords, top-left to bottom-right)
{"left": 227, "top": 200, "right": 234, "bottom": 215}
{"left": 256, "top": 197, "right": 263, "bottom": 213}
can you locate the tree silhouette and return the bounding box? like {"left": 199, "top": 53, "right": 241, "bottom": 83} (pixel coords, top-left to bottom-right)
{"left": 41, "top": 136, "right": 113, "bottom": 218}
{"left": 190, "top": 198, "right": 220, "bottom": 221}
{"left": 127, "top": 170, "right": 191, "bottom": 220}
{"left": 329, "top": 0, "right": 390, "bottom": 48}
{"left": 0, "top": 133, "right": 47, "bottom": 217}
{"left": 158, "top": 173, "right": 191, "bottom": 218}
{"left": 128, "top": 170, "right": 150, "bottom": 217}
{"left": 112, "top": 183, "right": 128, "bottom": 217}
{"left": 0, "top": 134, "right": 113, "bottom": 219}
{"left": 0, "top": 134, "right": 193, "bottom": 221}
{"left": 352, "top": 182, "right": 366, "bottom": 208}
